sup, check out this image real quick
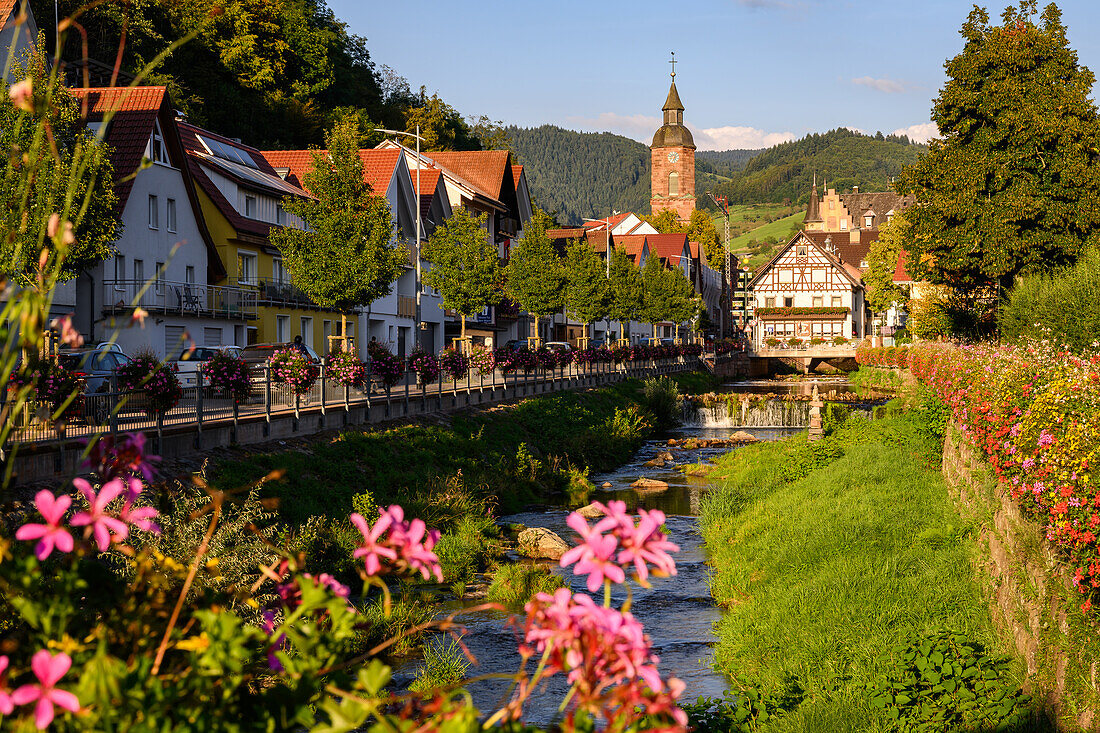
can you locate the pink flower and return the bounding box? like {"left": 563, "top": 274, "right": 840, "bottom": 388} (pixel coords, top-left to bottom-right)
{"left": 560, "top": 513, "right": 625, "bottom": 591}
{"left": 350, "top": 506, "right": 443, "bottom": 581}
{"left": 15, "top": 491, "right": 74, "bottom": 560}
{"left": 9, "top": 77, "right": 33, "bottom": 112}
{"left": 350, "top": 510, "right": 398, "bottom": 576}
{"left": 616, "top": 508, "right": 679, "bottom": 585}
{"left": 10, "top": 650, "right": 80, "bottom": 729}
{"left": 0, "top": 655, "right": 13, "bottom": 715}
{"left": 49, "top": 315, "right": 83, "bottom": 349}
{"left": 70, "top": 479, "right": 129, "bottom": 551}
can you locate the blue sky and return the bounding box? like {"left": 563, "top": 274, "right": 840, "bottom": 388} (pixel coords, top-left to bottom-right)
{"left": 332, "top": 0, "right": 1100, "bottom": 150}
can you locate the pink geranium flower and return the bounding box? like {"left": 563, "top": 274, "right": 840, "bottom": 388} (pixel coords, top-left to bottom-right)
{"left": 350, "top": 510, "right": 398, "bottom": 576}
{"left": 10, "top": 650, "right": 80, "bottom": 729}
{"left": 15, "top": 491, "right": 74, "bottom": 560}
{"left": 560, "top": 513, "right": 625, "bottom": 591}
{"left": 0, "top": 655, "right": 13, "bottom": 715}
{"left": 70, "top": 479, "right": 129, "bottom": 551}
{"left": 350, "top": 506, "right": 443, "bottom": 581}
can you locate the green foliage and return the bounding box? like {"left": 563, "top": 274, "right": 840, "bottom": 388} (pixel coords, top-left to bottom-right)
{"left": 422, "top": 208, "right": 501, "bottom": 320}
{"left": 270, "top": 114, "right": 405, "bottom": 312}
{"left": 408, "top": 637, "right": 469, "bottom": 693}
{"left": 865, "top": 218, "right": 909, "bottom": 313}
{"left": 641, "top": 376, "right": 681, "bottom": 432}
{"left": 403, "top": 91, "right": 480, "bottom": 152}
{"left": 606, "top": 246, "right": 644, "bottom": 334}
{"left": 999, "top": 246, "right": 1100, "bottom": 352}
{"left": 848, "top": 366, "right": 903, "bottom": 391}
{"left": 862, "top": 631, "right": 1030, "bottom": 731}
{"left": 433, "top": 514, "right": 500, "bottom": 584}
{"left": 712, "top": 128, "right": 924, "bottom": 205}
{"left": 356, "top": 596, "right": 435, "bottom": 657}
{"left": 681, "top": 676, "right": 804, "bottom": 732}
{"left": 504, "top": 208, "right": 566, "bottom": 329}
{"left": 894, "top": 2, "right": 1100, "bottom": 293}
{"left": 486, "top": 564, "right": 565, "bottom": 609}
{"left": 0, "top": 40, "right": 119, "bottom": 284}
{"left": 563, "top": 238, "right": 611, "bottom": 326}
{"left": 687, "top": 209, "right": 723, "bottom": 268}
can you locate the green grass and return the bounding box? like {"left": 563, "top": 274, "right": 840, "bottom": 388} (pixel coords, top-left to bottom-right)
{"left": 486, "top": 563, "right": 566, "bottom": 609}
{"left": 847, "top": 366, "right": 903, "bottom": 390}
{"left": 699, "top": 414, "right": 1032, "bottom": 731}
{"left": 729, "top": 210, "right": 806, "bottom": 251}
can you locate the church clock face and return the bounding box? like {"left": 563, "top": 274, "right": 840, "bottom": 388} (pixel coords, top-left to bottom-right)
{"left": 667, "top": 151, "right": 679, "bottom": 163}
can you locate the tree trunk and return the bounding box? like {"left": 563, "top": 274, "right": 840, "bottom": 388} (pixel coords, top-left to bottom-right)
{"left": 460, "top": 314, "right": 467, "bottom": 353}
{"left": 341, "top": 313, "right": 348, "bottom": 353}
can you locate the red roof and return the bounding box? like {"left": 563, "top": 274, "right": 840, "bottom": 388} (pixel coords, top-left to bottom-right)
{"left": 688, "top": 241, "right": 700, "bottom": 260}
{"left": 645, "top": 232, "right": 689, "bottom": 262}
{"left": 512, "top": 165, "right": 524, "bottom": 191}
{"left": 0, "top": 0, "right": 19, "bottom": 30}
{"left": 893, "top": 249, "right": 914, "bottom": 283}
{"left": 616, "top": 234, "right": 648, "bottom": 265}
{"left": 261, "top": 148, "right": 402, "bottom": 196}
{"left": 415, "top": 168, "right": 444, "bottom": 218}
{"left": 583, "top": 212, "right": 631, "bottom": 231}
{"left": 428, "top": 150, "right": 511, "bottom": 200}
{"left": 70, "top": 86, "right": 167, "bottom": 209}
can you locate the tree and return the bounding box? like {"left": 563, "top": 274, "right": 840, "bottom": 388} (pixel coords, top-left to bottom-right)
{"left": 645, "top": 210, "right": 682, "bottom": 234}
{"left": 421, "top": 208, "right": 500, "bottom": 344}
{"left": 606, "top": 247, "right": 644, "bottom": 341}
{"left": 562, "top": 238, "right": 611, "bottom": 339}
{"left": 687, "top": 209, "right": 723, "bottom": 268}
{"left": 894, "top": 1, "right": 1100, "bottom": 293}
{"left": 665, "top": 267, "right": 699, "bottom": 338}
{"left": 640, "top": 256, "right": 674, "bottom": 329}
{"left": 269, "top": 114, "right": 405, "bottom": 344}
{"left": 504, "top": 209, "right": 565, "bottom": 343}
{"left": 864, "top": 218, "right": 909, "bottom": 313}
{"left": 468, "top": 115, "right": 512, "bottom": 153}
{"left": 0, "top": 41, "right": 120, "bottom": 285}
{"left": 404, "top": 90, "right": 480, "bottom": 151}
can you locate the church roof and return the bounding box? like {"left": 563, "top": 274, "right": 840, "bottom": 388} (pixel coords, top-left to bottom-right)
{"left": 805, "top": 184, "right": 823, "bottom": 223}
{"left": 663, "top": 81, "right": 684, "bottom": 112}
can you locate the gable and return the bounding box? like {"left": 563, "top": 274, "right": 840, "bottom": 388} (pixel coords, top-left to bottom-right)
{"left": 750, "top": 232, "right": 861, "bottom": 290}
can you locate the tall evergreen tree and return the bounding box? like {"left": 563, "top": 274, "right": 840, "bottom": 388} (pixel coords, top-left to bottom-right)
{"left": 504, "top": 209, "right": 565, "bottom": 342}
{"left": 562, "top": 238, "right": 611, "bottom": 339}
{"left": 269, "top": 114, "right": 405, "bottom": 344}
{"left": 421, "top": 208, "right": 500, "bottom": 344}
{"left": 895, "top": 1, "right": 1100, "bottom": 293}
{"left": 864, "top": 218, "right": 909, "bottom": 313}
{"left": 606, "top": 246, "right": 644, "bottom": 341}
{"left": 640, "top": 256, "right": 674, "bottom": 329}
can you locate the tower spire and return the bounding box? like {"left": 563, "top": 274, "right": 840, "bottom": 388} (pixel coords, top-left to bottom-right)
{"left": 669, "top": 51, "right": 676, "bottom": 80}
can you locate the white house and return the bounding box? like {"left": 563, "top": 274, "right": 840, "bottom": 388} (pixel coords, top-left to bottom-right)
{"left": 749, "top": 231, "right": 867, "bottom": 347}
{"left": 70, "top": 86, "right": 253, "bottom": 358}
{"left": 1, "top": 0, "right": 37, "bottom": 83}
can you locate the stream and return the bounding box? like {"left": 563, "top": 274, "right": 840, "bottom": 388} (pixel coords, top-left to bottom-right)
{"left": 394, "top": 378, "right": 893, "bottom": 725}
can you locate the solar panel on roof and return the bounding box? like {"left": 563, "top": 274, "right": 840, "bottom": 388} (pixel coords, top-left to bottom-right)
{"left": 198, "top": 134, "right": 259, "bottom": 169}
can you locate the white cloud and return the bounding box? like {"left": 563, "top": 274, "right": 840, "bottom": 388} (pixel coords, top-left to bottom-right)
{"left": 891, "top": 122, "right": 939, "bottom": 143}
{"left": 734, "top": 0, "right": 793, "bottom": 8}
{"left": 852, "top": 76, "right": 910, "bottom": 94}
{"left": 693, "top": 125, "right": 796, "bottom": 150}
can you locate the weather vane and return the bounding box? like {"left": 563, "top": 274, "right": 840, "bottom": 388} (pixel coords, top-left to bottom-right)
{"left": 669, "top": 51, "right": 676, "bottom": 80}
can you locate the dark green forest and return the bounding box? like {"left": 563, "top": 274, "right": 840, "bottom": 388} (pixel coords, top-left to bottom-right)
{"left": 711, "top": 128, "right": 926, "bottom": 204}
{"left": 696, "top": 148, "right": 761, "bottom": 175}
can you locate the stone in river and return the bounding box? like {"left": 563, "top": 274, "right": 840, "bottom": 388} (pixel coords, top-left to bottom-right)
{"left": 632, "top": 478, "right": 669, "bottom": 493}
{"left": 657, "top": 451, "right": 674, "bottom": 462}
{"left": 667, "top": 438, "right": 679, "bottom": 446}
{"left": 601, "top": 481, "right": 613, "bottom": 488}
{"left": 731, "top": 430, "right": 758, "bottom": 443}
{"left": 576, "top": 503, "right": 605, "bottom": 518}
{"left": 643, "top": 458, "right": 665, "bottom": 467}
{"left": 517, "top": 528, "right": 570, "bottom": 560}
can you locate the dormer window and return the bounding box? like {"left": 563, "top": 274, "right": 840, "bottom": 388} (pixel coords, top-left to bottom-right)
{"left": 147, "top": 119, "right": 171, "bottom": 165}
{"left": 864, "top": 215, "right": 874, "bottom": 228}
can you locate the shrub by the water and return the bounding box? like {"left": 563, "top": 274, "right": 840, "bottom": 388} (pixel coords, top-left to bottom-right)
{"left": 1000, "top": 247, "right": 1100, "bottom": 352}
{"left": 487, "top": 564, "right": 566, "bottom": 609}
{"left": 642, "top": 376, "right": 681, "bottom": 431}
{"left": 408, "top": 637, "right": 470, "bottom": 693}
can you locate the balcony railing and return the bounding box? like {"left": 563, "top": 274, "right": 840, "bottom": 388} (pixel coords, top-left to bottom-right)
{"left": 397, "top": 295, "right": 416, "bottom": 319}
{"left": 253, "top": 277, "right": 318, "bottom": 309}
{"left": 102, "top": 279, "right": 257, "bottom": 320}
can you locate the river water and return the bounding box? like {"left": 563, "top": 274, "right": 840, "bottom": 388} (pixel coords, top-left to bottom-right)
{"left": 394, "top": 378, "right": 892, "bottom": 725}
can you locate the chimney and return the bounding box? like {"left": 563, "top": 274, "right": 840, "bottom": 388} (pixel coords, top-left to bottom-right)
{"left": 852, "top": 185, "right": 859, "bottom": 194}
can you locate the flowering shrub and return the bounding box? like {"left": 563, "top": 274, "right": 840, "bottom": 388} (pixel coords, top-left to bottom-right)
{"left": 911, "top": 340, "right": 1100, "bottom": 614}
{"left": 204, "top": 350, "right": 253, "bottom": 403}
{"left": 469, "top": 346, "right": 496, "bottom": 376}
{"left": 13, "top": 358, "right": 83, "bottom": 421}
{"left": 439, "top": 348, "right": 470, "bottom": 381}
{"left": 269, "top": 346, "right": 318, "bottom": 395}
{"left": 326, "top": 349, "right": 367, "bottom": 389}
{"left": 409, "top": 348, "right": 439, "bottom": 386}
{"left": 856, "top": 344, "right": 910, "bottom": 368}
{"left": 117, "top": 352, "right": 182, "bottom": 416}
{"left": 366, "top": 342, "right": 403, "bottom": 388}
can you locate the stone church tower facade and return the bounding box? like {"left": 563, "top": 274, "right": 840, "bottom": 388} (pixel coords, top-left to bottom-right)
{"left": 650, "top": 74, "right": 696, "bottom": 221}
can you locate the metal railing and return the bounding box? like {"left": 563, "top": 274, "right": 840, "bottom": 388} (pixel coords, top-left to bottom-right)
{"left": 253, "top": 277, "right": 317, "bottom": 309}
{"left": 4, "top": 355, "right": 702, "bottom": 449}
{"left": 102, "top": 279, "right": 258, "bottom": 319}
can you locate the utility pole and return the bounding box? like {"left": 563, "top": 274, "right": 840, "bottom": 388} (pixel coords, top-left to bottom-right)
{"left": 709, "top": 193, "right": 732, "bottom": 339}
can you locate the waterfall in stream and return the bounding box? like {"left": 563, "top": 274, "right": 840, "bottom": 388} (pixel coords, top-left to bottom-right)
{"left": 681, "top": 398, "right": 878, "bottom": 428}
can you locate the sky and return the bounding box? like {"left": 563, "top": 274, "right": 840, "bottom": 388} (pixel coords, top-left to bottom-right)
{"left": 332, "top": 0, "right": 1100, "bottom": 151}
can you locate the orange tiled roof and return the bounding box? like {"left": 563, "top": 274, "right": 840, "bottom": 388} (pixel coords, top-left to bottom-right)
{"left": 688, "top": 241, "right": 700, "bottom": 260}
{"left": 582, "top": 212, "right": 632, "bottom": 231}
{"left": 893, "top": 249, "right": 914, "bottom": 283}
{"left": 645, "top": 232, "right": 689, "bottom": 262}
{"left": 0, "top": 0, "right": 19, "bottom": 31}
{"left": 261, "top": 148, "right": 402, "bottom": 196}
{"left": 415, "top": 168, "right": 443, "bottom": 218}
{"left": 512, "top": 165, "right": 523, "bottom": 191}
{"left": 428, "top": 150, "right": 511, "bottom": 201}
{"left": 70, "top": 86, "right": 167, "bottom": 210}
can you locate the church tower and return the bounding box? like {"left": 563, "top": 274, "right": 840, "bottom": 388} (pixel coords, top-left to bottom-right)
{"left": 650, "top": 54, "right": 696, "bottom": 221}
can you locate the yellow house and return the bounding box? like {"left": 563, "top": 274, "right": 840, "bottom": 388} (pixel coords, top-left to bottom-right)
{"left": 179, "top": 122, "right": 353, "bottom": 354}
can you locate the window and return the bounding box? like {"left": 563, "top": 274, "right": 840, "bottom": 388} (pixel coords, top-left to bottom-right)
{"left": 133, "top": 259, "right": 144, "bottom": 284}
{"left": 828, "top": 200, "right": 835, "bottom": 210}
{"left": 860, "top": 260, "right": 868, "bottom": 269}
{"left": 185, "top": 266, "right": 195, "bottom": 285}
{"left": 839, "top": 220, "right": 848, "bottom": 230}
{"left": 784, "top": 297, "right": 794, "bottom": 307}
{"left": 237, "top": 251, "right": 257, "bottom": 285}
{"left": 864, "top": 214, "right": 874, "bottom": 228}
{"left": 276, "top": 203, "right": 286, "bottom": 225}
{"left": 796, "top": 244, "right": 808, "bottom": 257}
{"left": 244, "top": 195, "right": 257, "bottom": 219}
{"left": 155, "top": 261, "right": 165, "bottom": 294}
{"left": 300, "top": 317, "right": 313, "bottom": 346}
{"left": 812, "top": 296, "right": 823, "bottom": 307}
{"left": 246, "top": 326, "right": 258, "bottom": 345}
{"left": 114, "top": 256, "right": 125, "bottom": 282}
{"left": 272, "top": 258, "right": 287, "bottom": 285}
{"left": 167, "top": 198, "right": 177, "bottom": 232}
{"left": 668, "top": 171, "right": 679, "bottom": 196}
{"left": 831, "top": 296, "right": 843, "bottom": 307}
{"left": 276, "top": 315, "right": 289, "bottom": 342}
{"left": 765, "top": 297, "right": 776, "bottom": 308}
{"left": 323, "top": 320, "right": 332, "bottom": 349}
{"left": 164, "top": 325, "right": 186, "bottom": 355}
{"left": 147, "top": 120, "right": 170, "bottom": 165}
{"left": 148, "top": 195, "right": 159, "bottom": 229}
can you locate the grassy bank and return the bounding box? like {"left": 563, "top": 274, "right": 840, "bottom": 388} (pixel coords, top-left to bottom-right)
{"left": 698, "top": 410, "right": 1041, "bottom": 731}
{"left": 847, "top": 366, "right": 903, "bottom": 391}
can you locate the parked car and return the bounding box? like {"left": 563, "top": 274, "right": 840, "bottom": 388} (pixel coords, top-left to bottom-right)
{"left": 169, "top": 345, "right": 242, "bottom": 387}
{"left": 588, "top": 337, "right": 607, "bottom": 350}
{"left": 544, "top": 341, "right": 573, "bottom": 353}
{"left": 58, "top": 347, "right": 134, "bottom": 423}
{"left": 502, "top": 339, "right": 529, "bottom": 352}
{"left": 240, "top": 341, "right": 321, "bottom": 366}
{"left": 659, "top": 338, "right": 676, "bottom": 347}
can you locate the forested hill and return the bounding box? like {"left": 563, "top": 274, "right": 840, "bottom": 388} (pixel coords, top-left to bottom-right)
{"left": 696, "top": 149, "right": 762, "bottom": 175}
{"left": 710, "top": 128, "right": 926, "bottom": 205}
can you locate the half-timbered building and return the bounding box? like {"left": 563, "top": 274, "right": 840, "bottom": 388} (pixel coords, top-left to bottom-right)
{"left": 749, "top": 231, "right": 866, "bottom": 346}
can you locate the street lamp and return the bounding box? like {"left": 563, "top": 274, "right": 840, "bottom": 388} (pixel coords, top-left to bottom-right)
{"left": 709, "top": 193, "right": 732, "bottom": 339}
{"left": 374, "top": 126, "right": 425, "bottom": 349}
{"left": 583, "top": 211, "right": 619, "bottom": 343}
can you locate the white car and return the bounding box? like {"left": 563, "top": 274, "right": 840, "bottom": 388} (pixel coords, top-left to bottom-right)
{"left": 544, "top": 341, "right": 573, "bottom": 353}
{"left": 170, "top": 345, "right": 243, "bottom": 387}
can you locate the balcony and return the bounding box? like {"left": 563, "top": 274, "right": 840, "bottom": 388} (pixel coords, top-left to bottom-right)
{"left": 397, "top": 295, "right": 416, "bottom": 319}
{"left": 102, "top": 279, "right": 257, "bottom": 320}
{"left": 254, "top": 277, "right": 319, "bottom": 309}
